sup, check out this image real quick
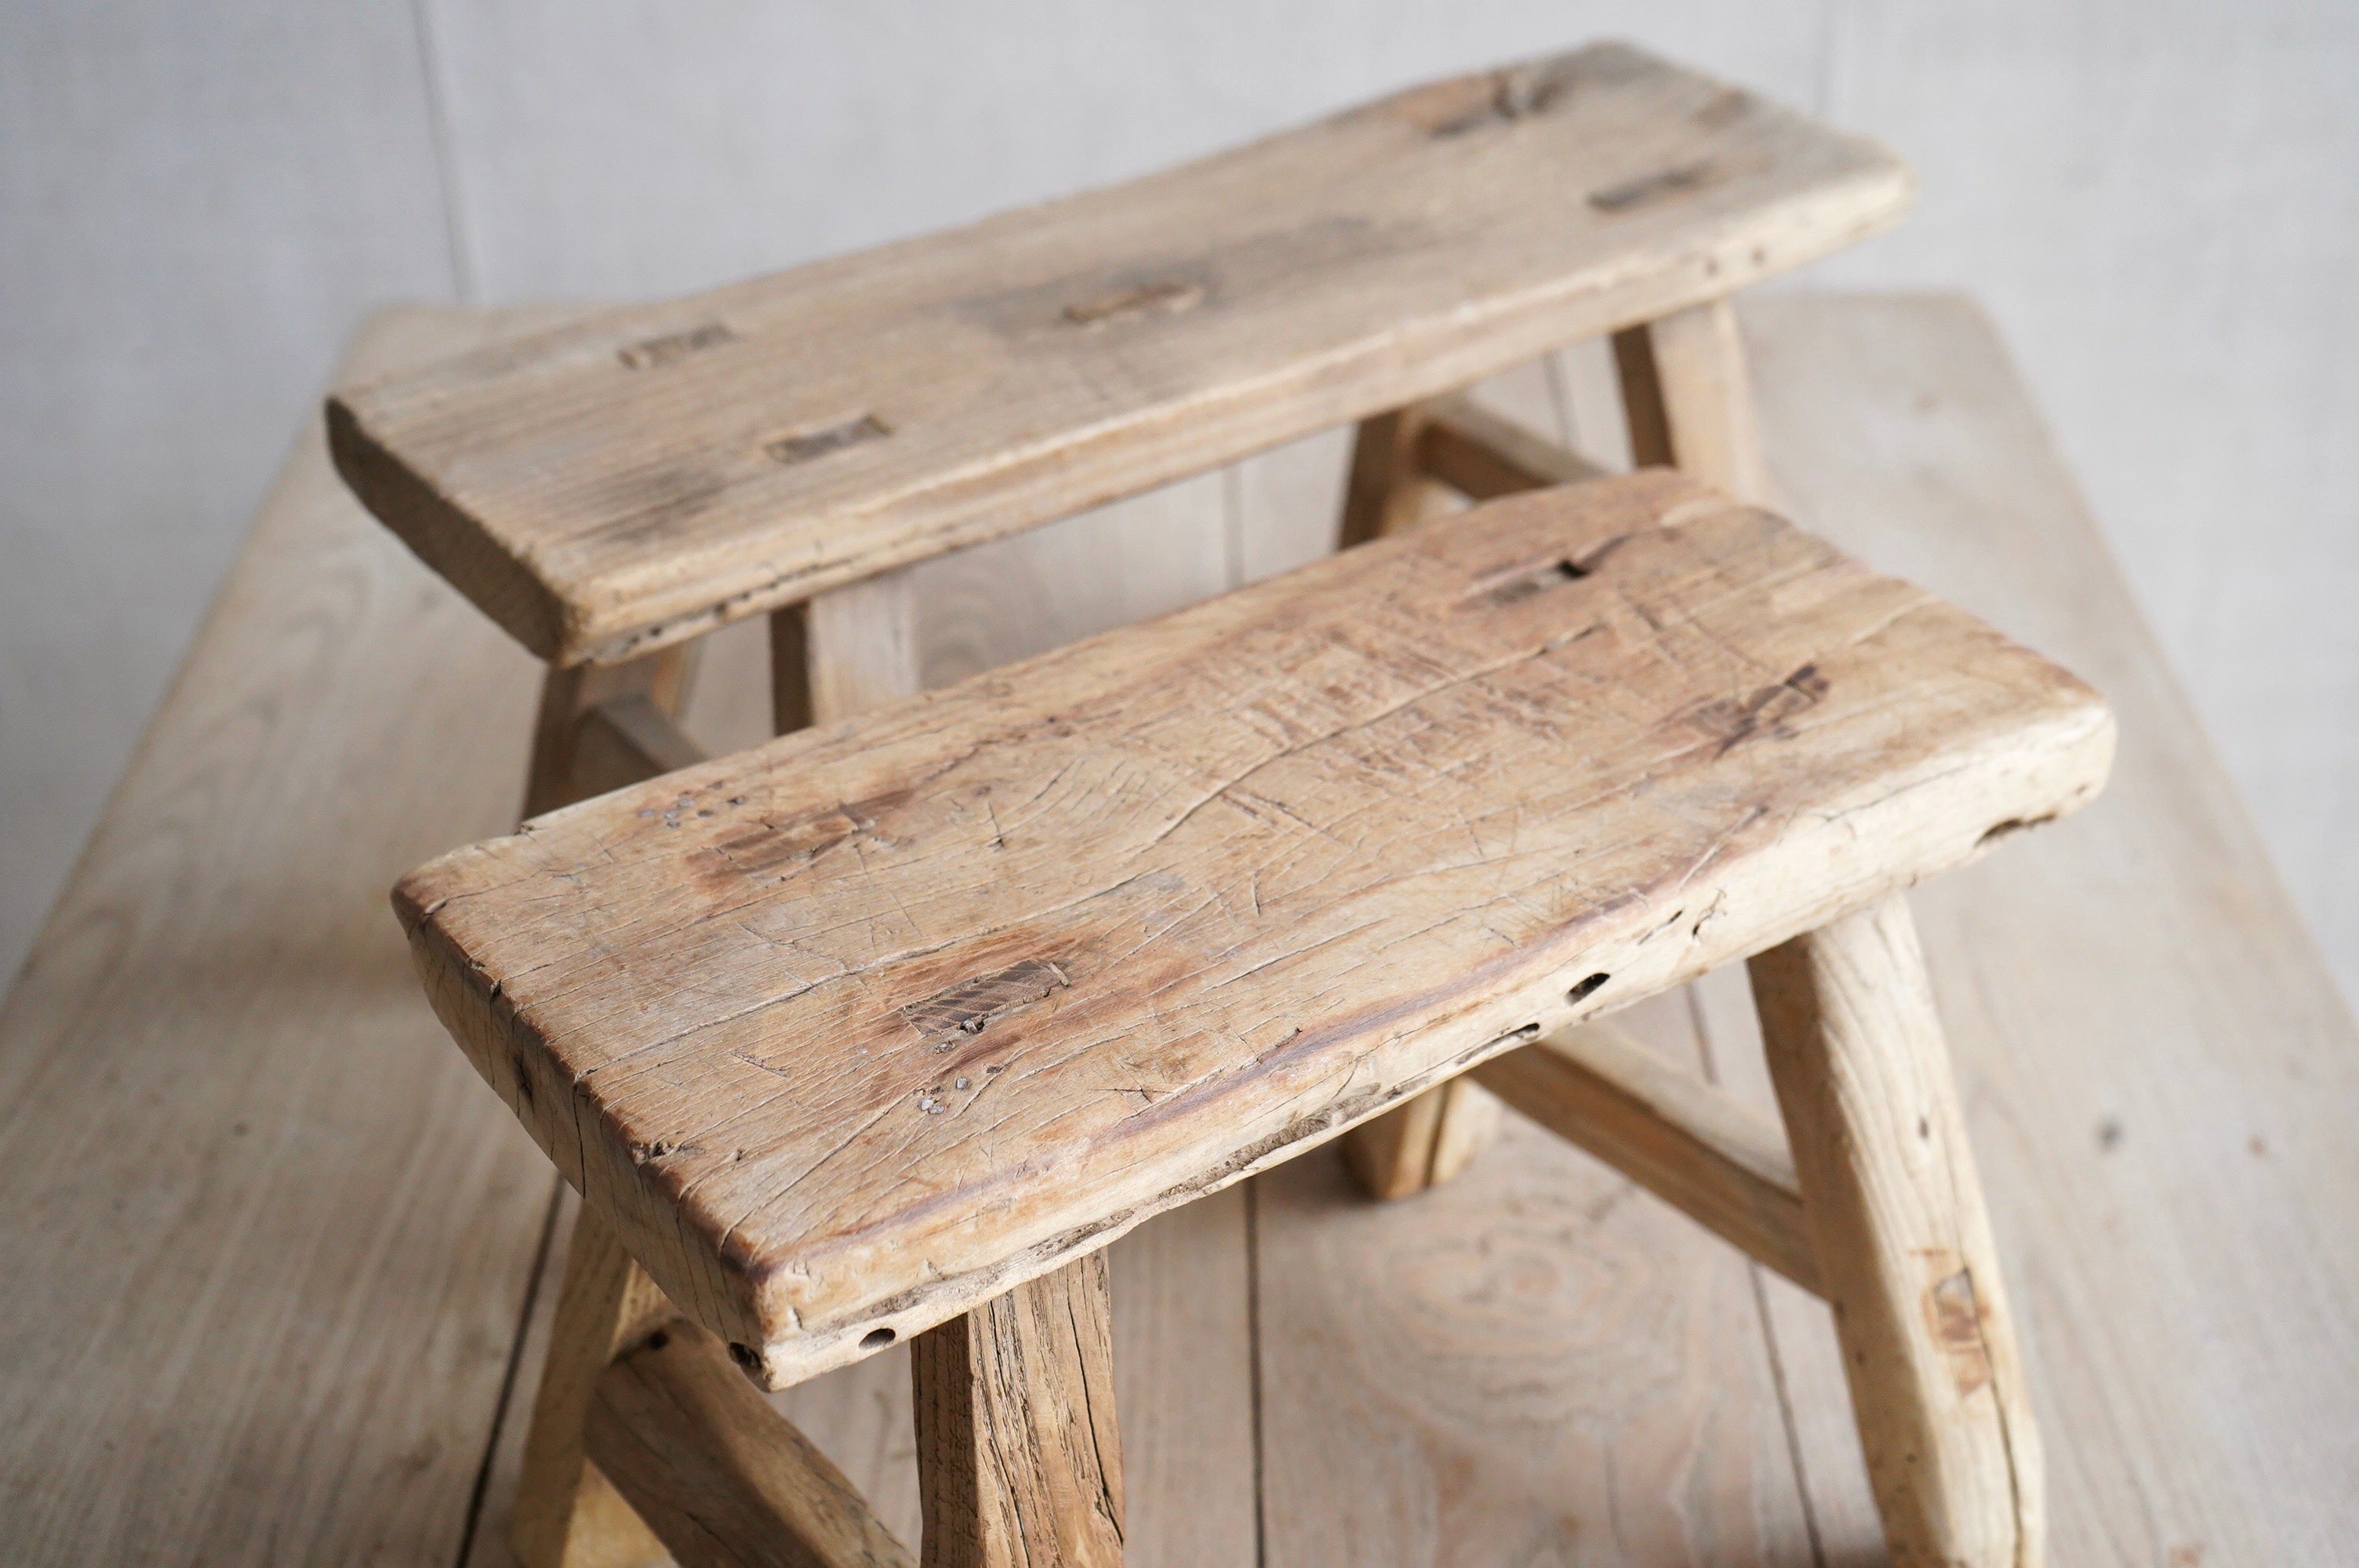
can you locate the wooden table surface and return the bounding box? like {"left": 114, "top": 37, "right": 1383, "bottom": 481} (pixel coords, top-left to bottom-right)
{"left": 1, "top": 293, "right": 2350, "bottom": 1566}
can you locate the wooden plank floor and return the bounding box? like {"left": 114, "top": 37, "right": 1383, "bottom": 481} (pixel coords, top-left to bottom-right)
{"left": 2, "top": 294, "right": 2351, "bottom": 1566}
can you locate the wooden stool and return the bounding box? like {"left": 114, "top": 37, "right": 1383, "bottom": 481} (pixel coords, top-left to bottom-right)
{"left": 326, "top": 38, "right": 1906, "bottom": 822}
{"left": 398, "top": 469, "right": 2111, "bottom": 1567}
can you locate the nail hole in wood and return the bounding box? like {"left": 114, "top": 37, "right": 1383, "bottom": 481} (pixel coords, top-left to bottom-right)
{"left": 1567, "top": 972, "right": 1610, "bottom": 1004}
{"left": 861, "top": 1327, "right": 896, "bottom": 1349}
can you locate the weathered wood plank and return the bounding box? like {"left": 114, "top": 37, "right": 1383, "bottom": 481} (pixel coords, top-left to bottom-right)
{"left": 329, "top": 43, "right": 1907, "bottom": 666}
{"left": 0, "top": 307, "right": 568, "bottom": 1566}
{"left": 396, "top": 469, "right": 2110, "bottom": 1387}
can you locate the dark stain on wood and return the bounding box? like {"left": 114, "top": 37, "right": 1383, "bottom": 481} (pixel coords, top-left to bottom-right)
{"left": 903, "top": 959, "right": 1070, "bottom": 1045}
{"left": 703, "top": 789, "right": 914, "bottom": 880}
{"left": 1691, "top": 87, "right": 1753, "bottom": 131}
{"left": 1063, "top": 277, "right": 1206, "bottom": 328}
{"left": 1928, "top": 1266, "right": 1995, "bottom": 1395}
{"left": 616, "top": 321, "right": 738, "bottom": 370}
{"left": 962, "top": 215, "right": 1403, "bottom": 342}
{"left": 1394, "top": 46, "right": 1647, "bottom": 138}
{"left": 765, "top": 412, "right": 891, "bottom": 467}
{"left": 1685, "top": 663, "right": 1828, "bottom": 753}
{"left": 1589, "top": 158, "right": 1722, "bottom": 214}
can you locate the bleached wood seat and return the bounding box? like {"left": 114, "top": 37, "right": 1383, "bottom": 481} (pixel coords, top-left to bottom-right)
{"left": 400, "top": 470, "right": 2110, "bottom": 1568}
{"left": 329, "top": 43, "right": 1904, "bottom": 673}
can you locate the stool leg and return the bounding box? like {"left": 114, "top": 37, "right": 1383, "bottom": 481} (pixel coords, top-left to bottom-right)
{"left": 522, "top": 642, "right": 701, "bottom": 818}
{"left": 1339, "top": 1076, "right": 1503, "bottom": 1200}
{"left": 511, "top": 1208, "right": 677, "bottom": 1568}
{"left": 911, "top": 1254, "right": 1125, "bottom": 1568}
{"left": 771, "top": 568, "right": 922, "bottom": 732}
{"left": 1612, "top": 296, "right": 1774, "bottom": 506}
{"left": 1336, "top": 405, "right": 1441, "bottom": 548}
{"left": 1750, "top": 896, "right": 2045, "bottom": 1568}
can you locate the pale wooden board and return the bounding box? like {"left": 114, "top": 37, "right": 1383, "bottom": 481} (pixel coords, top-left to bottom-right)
{"left": 329, "top": 42, "right": 1907, "bottom": 667}
{"left": 398, "top": 470, "right": 2106, "bottom": 1384}
{"left": 0, "top": 306, "right": 562, "bottom": 1566}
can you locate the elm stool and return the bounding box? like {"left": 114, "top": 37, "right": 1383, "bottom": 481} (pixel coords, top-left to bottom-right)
{"left": 396, "top": 470, "right": 2110, "bottom": 1568}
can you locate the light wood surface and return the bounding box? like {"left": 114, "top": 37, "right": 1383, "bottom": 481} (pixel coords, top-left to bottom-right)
{"left": 0, "top": 306, "right": 570, "bottom": 1566}
{"left": 1474, "top": 1020, "right": 1818, "bottom": 1293}
{"left": 398, "top": 470, "right": 2109, "bottom": 1385}
{"left": 1752, "top": 895, "right": 2043, "bottom": 1567}
{"left": 585, "top": 1316, "right": 913, "bottom": 1568}
{"left": 326, "top": 42, "right": 1907, "bottom": 666}
{"left": 911, "top": 1254, "right": 1124, "bottom": 1568}
{"left": 9, "top": 296, "right": 2355, "bottom": 1566}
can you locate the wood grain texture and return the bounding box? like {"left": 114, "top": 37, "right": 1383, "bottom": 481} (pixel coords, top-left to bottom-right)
{"left": 911, "top": 1255, "right": 1124, "bottom": 1568}
{"left": 1475, "top": 1019, "right": 1817, "bottom": 1293}
{"left": 396, "top": 470, "right": 2110, "bottom": 1385}
{"left": 0, "top": 306, "right": 568, "bottom": 1566}
{"left": 1731, "top": 292, "right": 2359, "bottom": 1566}
{"left": 586, "top": 1317, "right": 914, "bottom": 1568}
{"left": 1255, "top": 990, "right": 1818, "bottom": 1566}
{"left": 1752, "top": 896, "right": 2042, "bottom": 1568}
{"left": 327, "top": 42, "right": 1907, "bottom": 666}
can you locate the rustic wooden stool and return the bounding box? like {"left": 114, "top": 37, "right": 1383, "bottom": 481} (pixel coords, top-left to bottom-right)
{"left": 325, "top": 38, "right": 1906, "bottom": 818}
{"left": 399, "top": 469, "right": 2110, "bottom": 1568}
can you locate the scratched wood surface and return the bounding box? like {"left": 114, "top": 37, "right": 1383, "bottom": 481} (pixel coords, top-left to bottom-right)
{"left": 326, "top": 41, "right": 1907, "bottom": 667}
{"left": 396, "top": 467, "right": 2110, "bottom": 1389}
{"left": 5, "top": 296, "right": 2353, "bottom": 1566}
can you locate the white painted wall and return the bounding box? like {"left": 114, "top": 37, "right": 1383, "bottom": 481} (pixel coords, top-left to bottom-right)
{"left": 6, "top": 1, "right": 2357, "bottom": 999}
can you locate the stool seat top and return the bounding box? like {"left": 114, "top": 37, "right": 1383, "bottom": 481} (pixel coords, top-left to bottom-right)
{"left": 332, "top": 43, "right": 1908, "bottom": 668}
{"left": 398, "top": 472, "right": 2110, "bottom": 1387}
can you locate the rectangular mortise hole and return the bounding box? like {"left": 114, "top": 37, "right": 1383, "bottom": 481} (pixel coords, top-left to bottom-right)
{"left": 765, "top": 412, "right": 891, "bottom": 466}
{"left": 616, "top": 321, "right": 736, "bottom": 369}
{"left": 1063, "top": 277, "right": 1206, "bottom": 327}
